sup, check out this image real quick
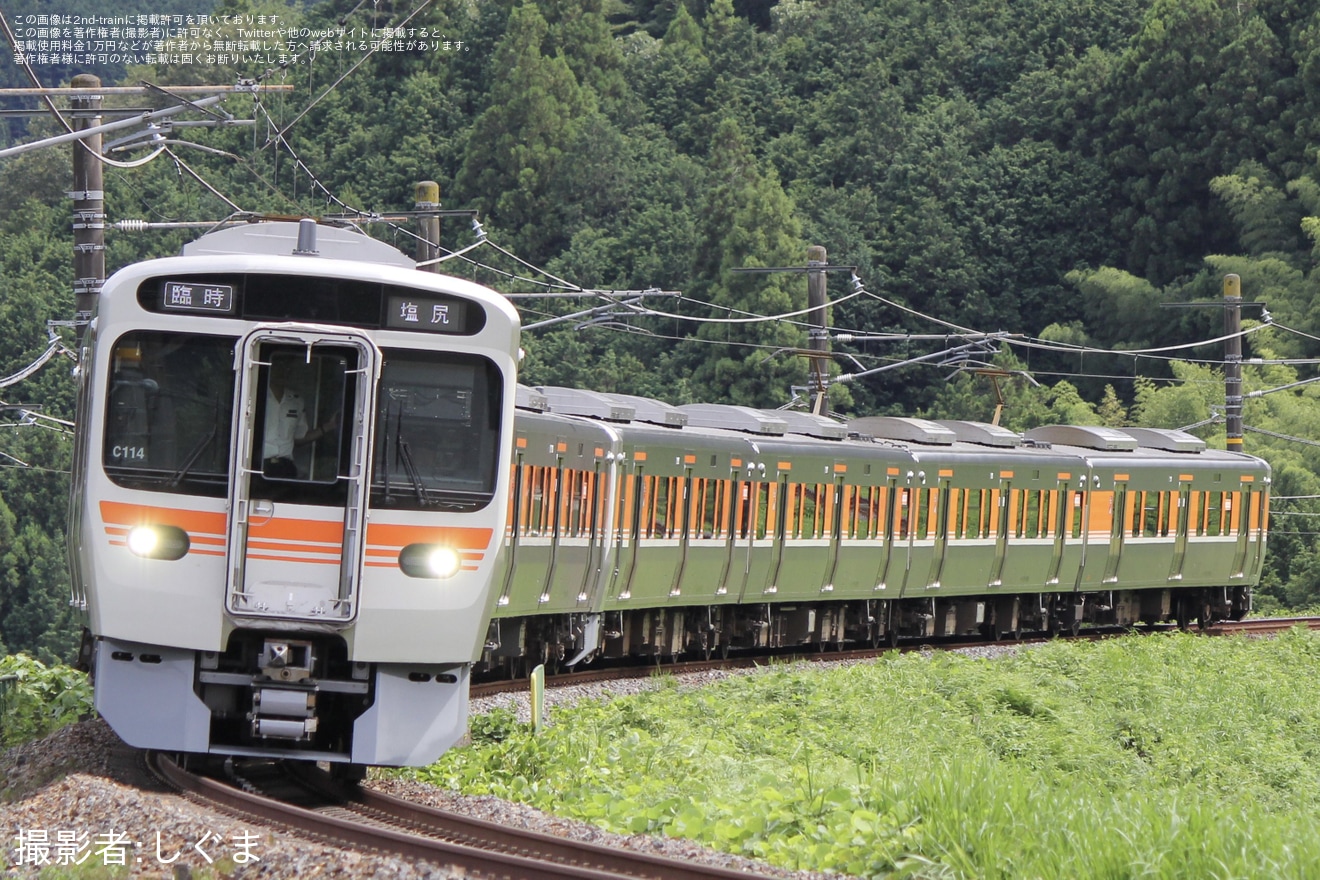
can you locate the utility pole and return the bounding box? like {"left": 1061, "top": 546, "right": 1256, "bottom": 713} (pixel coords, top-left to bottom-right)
{"left": 415, "top": 180, "right": 440, "bottom": 273}
{"left": 70, "top": 74, "right": 104, "bottom": 339}
{"left": 0, "top": 81, "right": 288, "bottom": 337}
{"left": 732, "top": 248, "right": 854, "bottom": 413}
{"left": 1224, "top": 273, "right": 1243, "bottom": 452}
{"left": 806, "top": 245, "right": 829, "bottom": 414}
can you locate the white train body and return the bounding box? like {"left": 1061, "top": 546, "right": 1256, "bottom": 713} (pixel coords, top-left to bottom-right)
{"left": 68, "top": 222, "right": 519, "bottom": 767}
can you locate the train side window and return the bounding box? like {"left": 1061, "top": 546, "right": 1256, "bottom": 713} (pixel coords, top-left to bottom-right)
{"left": 696, "top": 479, "right": 715, "bottom": 539}
{"left": 647, "top": 475, "right": 668, "bottom": 538}
{"left": 860, "top": 486, "right": 881, "bottom": 540}
{"left": 562, "top": 470, "right": 578, "bottom": 537}
{"left": 786, "top": 482, "right": 802, "bottom": 538}
{"left": 1071, "top": 491, "right": 1085, "bottom": 538}
{"left": 897, "top": 488, "right": 912, "bottom": 539}
{"left": 1205, "top": 492, "right": 1223, "bottom": 536}
{"left": 934, "top": 482, "right": 953, "bottom": 540}
{"left": 1225, "top": 491, "right": 1238, "bottom": 536}
{"left": 754, "top": 482, "right": 773, "bottom": 540}
{"left": 912, "top": 487, "right": 931, "bottom": 539}
{"left": 1022, "top": 490, "right": 1041, "bottom": 538}
{"left": 565, "top": 469, "right": 594, "bottom": 538}
{"left": 734, "top": 481, "right": 752, "bottom": 538}
{"left": 963, "top": 490, "right": 983, "bottom": 538}
{"left": 837, "top": 484, "right": 854, "bottom": 538}
{"left": 814, "top": 483, "right": 827, "bottom": 539}
{"left": 947, "top": 487, "right": 963, "bottom": 539}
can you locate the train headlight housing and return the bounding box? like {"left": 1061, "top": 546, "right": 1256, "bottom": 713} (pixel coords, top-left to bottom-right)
{"left": 399, "top": 543, "right": 462, "bottom": 579}
{"left": 126, "top": 525, "right": 190, "bottom": 560}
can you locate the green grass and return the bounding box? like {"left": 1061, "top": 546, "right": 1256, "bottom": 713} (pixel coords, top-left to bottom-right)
{"left": 417, "top": 629, "right": 1320, "bottom": 878}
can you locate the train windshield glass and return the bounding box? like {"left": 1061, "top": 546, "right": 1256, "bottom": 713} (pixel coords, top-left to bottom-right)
{"left": 371, "top": 349, "right": 503, "bottom": 511}
{"left": 102, "top": 331, "right": 235, "bottom": 497}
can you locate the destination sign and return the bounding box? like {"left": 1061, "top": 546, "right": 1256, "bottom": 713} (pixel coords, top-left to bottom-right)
{"left": 160, "top": 281, "right": 236, "bottom": 314}
{"left": 385, "top": 295, "right": 469, "bottom": 333}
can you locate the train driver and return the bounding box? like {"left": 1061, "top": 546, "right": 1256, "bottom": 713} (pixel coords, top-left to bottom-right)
{"left": 262, "top": 358, "right": 337, "bottom": 478}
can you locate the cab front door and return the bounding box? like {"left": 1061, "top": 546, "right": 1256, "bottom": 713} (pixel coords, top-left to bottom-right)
{"left": 225, "top": 328, "right": 380, "bottom": 625}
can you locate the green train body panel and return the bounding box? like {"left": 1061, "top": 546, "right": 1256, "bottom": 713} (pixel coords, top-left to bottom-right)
{"left": 487, "top": 395, "right": 1270, "bottom": 659}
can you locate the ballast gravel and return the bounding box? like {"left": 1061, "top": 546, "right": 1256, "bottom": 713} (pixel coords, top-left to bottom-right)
{"left": 0, "top": 645, "right": 1025, "bottom": 878}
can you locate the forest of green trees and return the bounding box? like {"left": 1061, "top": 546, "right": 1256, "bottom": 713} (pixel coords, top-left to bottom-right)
{"left": 4, "top": 0, "right": 1320, "bottom": 662}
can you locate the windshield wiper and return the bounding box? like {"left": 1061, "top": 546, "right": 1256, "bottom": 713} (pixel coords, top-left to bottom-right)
{"left": 167, "top": 401, "right": 222, "bottom": 487}
{"left": 394, "top": 409, "right": 429, "bottom": 506}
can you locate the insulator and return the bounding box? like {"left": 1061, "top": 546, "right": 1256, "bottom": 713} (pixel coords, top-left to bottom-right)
{"left": 116, "top": 219, "right": 151, "bottom": 232}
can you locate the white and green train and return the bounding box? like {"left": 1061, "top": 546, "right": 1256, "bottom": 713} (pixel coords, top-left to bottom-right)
{"left": 484, "top": 389, "right": 1269, "bottom": 672}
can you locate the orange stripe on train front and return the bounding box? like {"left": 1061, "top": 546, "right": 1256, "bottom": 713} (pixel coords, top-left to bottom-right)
{"left": 100, "top": 500, "right": 225, "bottom": 536}
{"left": 248, "top": 518, "right": 345, "bottom": 544}
{"left": 366, "top": 523, "right": 494, "bottom": 550}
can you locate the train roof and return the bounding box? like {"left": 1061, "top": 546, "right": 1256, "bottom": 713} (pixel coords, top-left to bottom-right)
{"left": 178, "top": 220, "right": 416, "bottom": 267}
{"left": 514, "top": 386, "right": 1269, "bottom": 481}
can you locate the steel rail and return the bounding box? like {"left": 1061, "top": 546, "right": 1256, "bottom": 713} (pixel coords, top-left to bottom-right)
{"left": 150, "top": 753, "right": 771, "bottom": 880}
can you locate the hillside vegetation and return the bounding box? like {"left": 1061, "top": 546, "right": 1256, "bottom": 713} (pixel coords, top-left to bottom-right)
{"left": 421, "top": 631, "right": 1320, "bottom": 879}
{"left": 5, "top": 0, "right": 1320, "bottom": 658}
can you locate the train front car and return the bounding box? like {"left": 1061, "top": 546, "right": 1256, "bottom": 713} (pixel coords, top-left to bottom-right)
{"left": 68, "top": 222, "right": 519, "bottom": 768}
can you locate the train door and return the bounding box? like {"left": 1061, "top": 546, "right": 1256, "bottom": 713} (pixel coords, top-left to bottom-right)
{"left": 537, "top": 448, "right": 566, "bottom": 604}
{"left": 872, "top": 474, "right": 900, "bottom": 590}
{"left": 1046, "top": 479, "right": 1070, "bottom": 585}
{"left": 924, "top": 476, "right": 952, "bottom": 588}
{"left": 988, "top": 477, "right": 1012, "bottom": 586}
{"left": 1231, "top": 482, "right": 1257, "bottom": 578}
{"left": 226, "top": 330, "right": 380, "bottom": 624}
{"left": 668, "top": 461, "right": 695, "bottom": 597}
{"left": 611, "top": 458, "right": 647, "bottom": 601}
{"left": 1102, "top": 483, "right": 1127, "bottom": 583}
{"left": 495, "top": 441, "right": 529, "bottom": 608}
{"left": 715, "top": 472, "right": 746, "bottom": 597}
{"left": 576, "top": 448, "right": 616, "bottom": 607}
{"left": 1168, "top": 477, "right": 1192, "bottom": 581}
{"left": 763, "top": 472, "right": 791, "bottom": 594}
{"left": 822, "top": 468, "right": 847, "bottom": 591}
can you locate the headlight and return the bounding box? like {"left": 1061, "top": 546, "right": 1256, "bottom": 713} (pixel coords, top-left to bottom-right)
{"left": 399, "top": 543, "right": 462, "bottom": 579}
{"left": 126, "top": 525, "right": 190, "bottom": 560}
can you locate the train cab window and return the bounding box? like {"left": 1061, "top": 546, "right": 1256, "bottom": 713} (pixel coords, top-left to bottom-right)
{"left": 370, "top": 349, "right": 503, "bottom": 511}
{"left": 102, "top": 331, "right": 236, "bottom": 497}
{"left": 251, "top": 350, "right": 349, "bottom": 487}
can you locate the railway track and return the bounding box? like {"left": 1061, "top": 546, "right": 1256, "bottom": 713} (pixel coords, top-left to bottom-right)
{"left": 147, "top": 751, "right": 775, "bottom": 879}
